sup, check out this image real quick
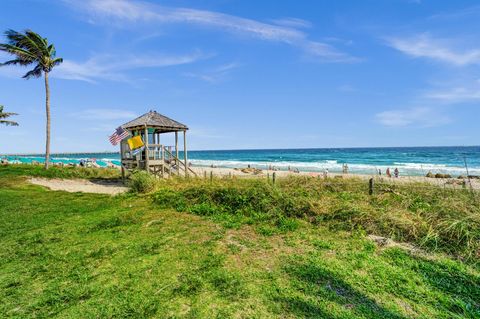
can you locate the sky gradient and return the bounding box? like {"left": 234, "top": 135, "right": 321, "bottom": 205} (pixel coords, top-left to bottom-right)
{"left": 1, "top": 0, "right": 479, "bottom": 153}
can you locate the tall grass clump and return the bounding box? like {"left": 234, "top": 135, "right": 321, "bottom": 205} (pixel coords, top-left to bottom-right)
{"left": 153, "top": 178, "right": 310, "bottom": 231}
{"left": 128, "top": 170, "right": 158, "bottom": 193}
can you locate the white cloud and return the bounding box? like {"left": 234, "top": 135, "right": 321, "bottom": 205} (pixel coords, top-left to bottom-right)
{"left": 270, "top": 17, "right": 312, "bottom": 29}
{"left": 183, "top": 62, "right": 241, "bottom": 83}
{"left": 65, "top": 0, "right": 358, "bottom": 62}
{"left": 53, "top": 52, "right": 207, "bottom": 83}
{"left": 70, "top": 108, "right": 138, "bottom": 120}
{"left": 423, "top": 78, "right": 480, "bottom": 103}
{"left": 426, "top": 87, "right": 480, "bottom": 103}
{"left": 376, "top": 107, "right": 450, "bottom": 127}
{"left": 387, "top": 33, "right": 480, "bottom": 66}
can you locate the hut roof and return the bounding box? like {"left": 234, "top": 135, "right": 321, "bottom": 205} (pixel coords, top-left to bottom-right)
{"left": 122, "top": 110, "right": 188, "bottom": 132}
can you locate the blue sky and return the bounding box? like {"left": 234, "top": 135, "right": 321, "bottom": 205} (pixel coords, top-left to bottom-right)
{"left": 1, "top": 0, "right": 479, "bottom": 153}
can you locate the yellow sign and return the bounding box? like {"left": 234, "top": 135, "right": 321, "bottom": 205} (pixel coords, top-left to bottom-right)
{"left": 127, "top": 136, "right": 144, "bottom": 150}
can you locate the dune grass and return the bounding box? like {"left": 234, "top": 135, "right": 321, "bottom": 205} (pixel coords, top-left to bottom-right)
{"left": 0, "top": 164, "right": 121, "bottom": 180}
{"left": 0, "top": 166, "right": 479, "bottom": 318}
{"left": 152, "top": 176, "right": 480, "bottom": 262}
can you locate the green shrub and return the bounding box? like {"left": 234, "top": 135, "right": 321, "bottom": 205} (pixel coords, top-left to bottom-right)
{"left": 128, "top": 170, "right": 158, "bottom": 193}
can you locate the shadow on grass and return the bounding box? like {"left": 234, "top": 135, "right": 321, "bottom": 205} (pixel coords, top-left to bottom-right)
{"left": 383, "top": 248, "right": 480, "bottom": 317}
{"left": 275, "top": 259, "right": 407, "bottom": 319}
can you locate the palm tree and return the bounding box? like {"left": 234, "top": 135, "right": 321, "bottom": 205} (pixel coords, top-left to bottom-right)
{"left": 0, "top": 29, "right": 62, "bottom": 169}
{"left": 0, "top": 105, "right": 18, "bottom": 126}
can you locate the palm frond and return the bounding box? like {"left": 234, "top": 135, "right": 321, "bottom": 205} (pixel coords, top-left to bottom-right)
{"left": 0, "top": 120, "right": 19, "bottom": 126}
{"left": 0, "top": 105, "right": 19, "bottom": 126}
{"left": 0, "top": 58, "right": 32, "bottom": 67}
{"left": 4, "top": 30, "right": 42, "bottom": 58}
{"left": 25, "top": 30, "right": 50, "bottom": 57}
{"left": 0, "top": 111, "right": 18, "bottom": 118}
{"left": 23, "top": 64, "right": 43, "bottom": 79}
{"left": 0, "top": 43, "right": 37, "bottom": 62}
{"left": 1, "top": 29, "right": 63, "bottom": 79}
{"left": 52, "top": 57, "right": 63, "bottom": 67}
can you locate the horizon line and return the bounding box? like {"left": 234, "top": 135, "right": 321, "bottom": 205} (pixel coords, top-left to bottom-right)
{"left": 2, "top": 144, "right": 479, "bottom": 156}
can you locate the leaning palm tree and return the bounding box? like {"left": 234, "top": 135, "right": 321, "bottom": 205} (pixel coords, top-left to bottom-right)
{"left": 0, "top": 29, "right": 62, "bottom": 169}
{"left": 0, "top": 105, "right": 18, "bottom": 126}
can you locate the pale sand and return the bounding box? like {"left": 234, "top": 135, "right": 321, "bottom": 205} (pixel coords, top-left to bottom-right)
{"left": 191, "top": 166, "right": 480, "bottom": 190}
{"left": 29, "top": 177, "right": 128, "bottom": 195}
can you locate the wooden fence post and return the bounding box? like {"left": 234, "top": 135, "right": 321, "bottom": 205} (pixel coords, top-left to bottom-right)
{"left": 273, "top": 172, "right": 276, "bottom": 186}
{"left": 204, "top": 171, "right": 207, "bottom": 179}
{"left": 369, "top": 178, "right": 374, "bottom": 195}
{"left": 210, "top": 171, "right": 213, "bottom": 182}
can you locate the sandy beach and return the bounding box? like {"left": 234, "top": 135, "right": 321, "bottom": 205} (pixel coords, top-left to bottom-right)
{"left": 191, "top": 165, "right": 480, "bottom": 190}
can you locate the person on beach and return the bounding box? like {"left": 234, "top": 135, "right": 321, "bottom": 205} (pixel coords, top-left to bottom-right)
{"left": 323, "top": 168, "right": 329, "bottom": 178}
{"left": 394, "top": 168, "right": 399, "bottom": 178}
{"left": 378, "top": 169, "right": 382, "bottom": 176}
{"left": 386, "top": 168, "right": 391, "bottom": 178}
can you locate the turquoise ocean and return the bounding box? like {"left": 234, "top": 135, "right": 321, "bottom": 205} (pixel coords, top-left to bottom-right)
{"left": 2, "top": 146, "right": 480, "bottom": 177}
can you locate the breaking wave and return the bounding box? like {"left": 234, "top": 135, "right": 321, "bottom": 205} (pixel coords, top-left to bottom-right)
{"left": 190, "top": 159, "right": 480, "bottom": 176}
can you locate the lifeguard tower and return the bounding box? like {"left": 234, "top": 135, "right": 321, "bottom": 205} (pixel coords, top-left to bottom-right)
{"left": 119, "top": 110, "right": 195, "bottom": 179}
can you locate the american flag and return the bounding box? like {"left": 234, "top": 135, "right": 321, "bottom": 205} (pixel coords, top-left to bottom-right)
{"left": 109, "top": 126, "right": 130, "bottom": 146}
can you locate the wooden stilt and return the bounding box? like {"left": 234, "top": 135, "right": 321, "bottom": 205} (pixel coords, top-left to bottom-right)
{"left": 183, "top": 130, "right": 188, "bottom": 178}
{"left": 175, "top": 131, "right": 179, "bottom": 175}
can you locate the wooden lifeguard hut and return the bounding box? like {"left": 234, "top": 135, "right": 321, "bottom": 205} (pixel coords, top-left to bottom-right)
{"left": 119, "top": 110, "right": 195, "bottom": 179}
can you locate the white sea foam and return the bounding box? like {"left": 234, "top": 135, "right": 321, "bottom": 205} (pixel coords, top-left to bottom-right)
{"left": 190, "top": 159, "right": 480, "bottom": 176}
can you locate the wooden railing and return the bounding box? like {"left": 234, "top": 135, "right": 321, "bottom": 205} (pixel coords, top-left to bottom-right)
{"left": 163, "top": 147, "right": 196, "bottom": 176}
{"left": 122, "top": 143, "right": 196, "bottom": 177}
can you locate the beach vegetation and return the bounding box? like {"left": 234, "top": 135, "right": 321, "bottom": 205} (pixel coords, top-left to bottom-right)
{"left": 0, "top": 105, "right": 18, "bottom": 126}
{"left": 128, "top": 169, "right": 158, "bottom": 193}
{"left": 0, "top": 164, "right": 120, "bottom": 180}
{"left": 0, "top": 29, "right": 63, "bottom": 169}
{"left": 1, "top": 167, "right": 479, "bottom": 318}
{"left": 152, "top": 176, "right": 480, "bottom": 261}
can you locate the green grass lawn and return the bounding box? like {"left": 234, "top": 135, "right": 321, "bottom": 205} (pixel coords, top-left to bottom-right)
{"left": 0, "top": 167, "right": 479, "bottom": 318}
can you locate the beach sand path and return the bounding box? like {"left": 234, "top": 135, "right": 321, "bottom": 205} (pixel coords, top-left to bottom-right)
{"left": 29, "top": 177, "right": 128, "bottom": 195}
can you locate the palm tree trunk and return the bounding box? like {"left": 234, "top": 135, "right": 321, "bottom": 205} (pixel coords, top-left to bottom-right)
{"left": 44, "top": 71, "right": 50, "bottom": 169}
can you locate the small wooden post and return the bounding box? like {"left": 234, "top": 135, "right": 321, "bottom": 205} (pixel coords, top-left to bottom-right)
{"left": 273, "top": 172, "right": 277, "bottom": 186}
{"left": 183, "top": 130, "right": 188, "bottom": 178}
{"left": 369, "top": 178, "right": 374, "bottom": 195}
{"left": 144, "top": 125, "right": 150, "bottom": 173}
{"left": 120, "top": 141, "right": 125, "bottom": 184}
{"left": 210, "top": 171, "right": 213, "bottom": 182}
{"left": 175, "top": 131, "right": 179, "bottom": 175}
{"left": 204, "top": 171, "right": 207, "bottom": 179}
{"left": 161, "top": 144, "right": 165, "bottom": 178}
{"left": 157, "top": 132, "right": 161, "bottom": 161}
